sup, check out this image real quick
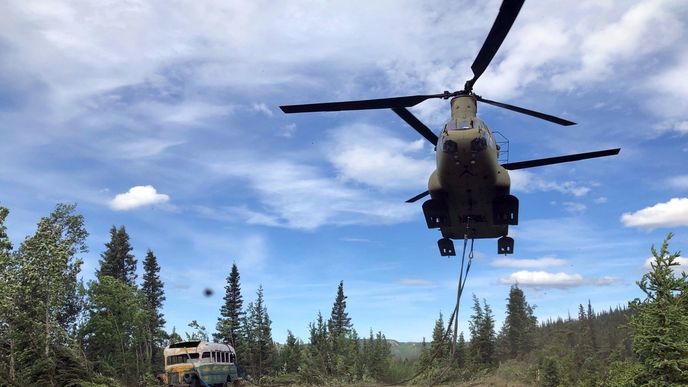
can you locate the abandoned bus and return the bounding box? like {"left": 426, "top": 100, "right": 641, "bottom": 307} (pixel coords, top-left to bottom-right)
{"left": 159, "top": 340, "right": 240, "bottom": 387}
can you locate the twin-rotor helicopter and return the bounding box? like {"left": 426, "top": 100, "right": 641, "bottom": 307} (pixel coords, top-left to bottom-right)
{"left": 280, "top": 0, "right": 619, "bottom": 256}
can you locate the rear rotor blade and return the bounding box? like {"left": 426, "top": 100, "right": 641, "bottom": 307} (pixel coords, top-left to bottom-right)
{"left": 391, "top": 107, "right": 438, "bottom": 145}
{"left": 406, "top": 190, "right": 430, "bottom": 203}
{"left": 280, "top": 93, "right": 452, "bottom": 114}
{"left": 502, "top": 148, "right": 620, "bottom": 170}
{"left": 476, "top": 96, "right": 576, "bottom": 126}
{"left": 465, "top": 0, "right": 525, "bottom": 92}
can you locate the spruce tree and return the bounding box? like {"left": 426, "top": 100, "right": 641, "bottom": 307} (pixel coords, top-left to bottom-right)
{"left": 629, "top": 233, "right": 688, "bottom": 385}
{"left": 307, "top": 311, "right": 330, "bottom": 375}
{"left": 455, "top": 332, "right": 466, "bottom": 368}
{"left": 141, "top": 249, "right": 166, "bottom": 372}
{"left": 247, "top": 286, "right": 275, "bottom": 380}
{"left": 501, "top": 284, "right": 536, "bottom": 359}
{"left": 281, "top": 330, "right": 302, "bottom": 373}
{"left": 215, "top": 263, "right": 244, "bottom": 349}
{"left": 469, "top": 295, "right": 496, "bottom": 368}
{"left": 328, "top": 280, "right": 352, "bottom": 337}
{"left": 97, "top": 225, "right": 137, "bottom": 285}
{"left": 430, "top": 311, "right": 450, "bottom": 363}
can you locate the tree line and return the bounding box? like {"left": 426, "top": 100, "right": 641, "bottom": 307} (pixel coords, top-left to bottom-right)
{"left": 1, "top": 203, "right": 687, "bottom": 386}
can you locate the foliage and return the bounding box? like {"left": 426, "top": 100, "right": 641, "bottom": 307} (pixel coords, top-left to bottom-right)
{"left": 629, "top": 233, "right": 688, "bottom": 385}
{"left": 81, "top": 276, "right": 150, "bottom": 385}
{"left": 280, "top": 330, "right": 302, "bottom": 373}
{"left": 328, "top": 280, "right": 353, "bottom": 338}
{"left": 245, "top": 285, "right": 276, "bottom": 381}
{"left": 96, "top": 225, "right": 136, "bottom": 286}
{"left": 215, "top": 263, "right": 245, "bottom": 351}
{"left": 141, "top": 249, "right": 166, "bottom": 373}
{"left": 469, "top": 295, "right": 496, "bottom": 369}
{"left": 185, "top": 320, "right": 209, "bottom": 341}
{"left": 500, "top": 284, "right": 537, "bottom": 360}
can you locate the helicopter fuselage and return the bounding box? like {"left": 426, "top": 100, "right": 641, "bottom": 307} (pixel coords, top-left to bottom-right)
{"left": 425, "top": 95, "right": 514, "bottom": 241}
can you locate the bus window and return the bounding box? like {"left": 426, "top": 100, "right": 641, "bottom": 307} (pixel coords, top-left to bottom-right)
{"left": 230, "top": 353, "right": 236, "bottom": 363}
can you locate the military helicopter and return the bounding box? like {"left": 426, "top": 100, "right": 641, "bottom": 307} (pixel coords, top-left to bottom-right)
{"left": 280, "top": 0, "right": 619, "bottom": 256}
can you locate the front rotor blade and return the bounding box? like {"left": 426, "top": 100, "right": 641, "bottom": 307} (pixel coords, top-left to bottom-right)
{"left": 476, "top": 96, "right": 576, "bottom": 126}
{"left": 280, "top": 93, "right": 448, "bottom": 114}
{"left": 406, "top": 190, "right": 430, "bottom": 203}
{"left": 502, "top": 148, "right": 620, "bottom": 170}
{"left": 466, "top": 0, "right": 525, "bottom": 91}
{"left": 391, "top": 107, "right": 438, "bottom": 145}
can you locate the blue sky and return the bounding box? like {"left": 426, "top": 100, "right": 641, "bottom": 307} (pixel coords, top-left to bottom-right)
{"left": 1, "top": 0, "right": 688, "bottom": 343}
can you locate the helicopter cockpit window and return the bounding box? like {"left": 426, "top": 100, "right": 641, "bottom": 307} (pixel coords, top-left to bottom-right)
{"left": 446, "top": 120, "right": 473, "bottom": 131}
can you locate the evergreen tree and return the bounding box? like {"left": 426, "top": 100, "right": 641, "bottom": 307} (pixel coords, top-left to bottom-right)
{"left": 281, "top": 330, "right": 302, "bottom": 374}
{"left": 215, "top": 263, "right": 244, "bottom": 350}
{"left": 586, "top": 299, "right": 598, "bottom": 351}
{"left": 540, "top": 357, "right": 561, "bottom": 387}
{"left": 629, "top": 233, "right": 688, "bottom": 385}
{"left": 455, "top": 332, "right": 466, "bottom": 369}
{"left": 246, "top": 286, "right": 275, "bottom": 380}
{"left": 141, "top": 249, "right": 166, "bottom": 372}
{"left": 307, "top": 311, "right": 331, "bottom": 376}
{"left": 500, "top": 285, "right": 536, "bottom": 359}
{"left": 469, "top": 295, "right": 496, "bottom": 368}
{"left": 328, "top": 280, "right": 352, "bottom": 338}
{"left": 97, "top": 225, "right": 137, "bottom": 285}
{"left": 81, "top": 276, "right": 148, "bottom": 385}
{"left": 168, "top": 327, "right": 183, "bottom": 345}
{"left": 430, "top": 311, "right": 450, "bottom": 363}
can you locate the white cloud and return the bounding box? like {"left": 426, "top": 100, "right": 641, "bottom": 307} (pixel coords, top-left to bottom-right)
{"left": 594, "top": 197, "right": 608, "bottom": 204}
{"left": 281, "top": 123, "right": 297, "bottom": 138}
{"left": 491, "top": 256, "right": 567, "bottom": 269}
{"left": 500, "top": 270, "right": 584, "bottom": 288}
{"left": 562, "top": 201, "right": 587, "bottom": 215}
{"left": 327, "top": 123, "right": 435, "bottom": 191}
{"left": 592, "top": 276, "right": 623, "bottom": 286}
{"left": 207, "top": 156, "right": 418, "bottom": 230}
{"left": 195, "top": 205, "right": 281, "bottom": 227}
{"left": 668, "top": 175, "right": 688, "bottom": 190}
{"left": 108, "top": 185, "right": 170, "bottom": 211}
{"left": 620, "top": 198, "right": 688, "bottom": 230}
{"left": 399, "top": 278, "right": 435, "bottom": 287}
{"left": 552, "top": 0, "right": 683, "bottom": 89}
{"left": 510, "top": 170, "right": 591, "bottom": 197}
{"left": 653, "top": 120, "right": 688, "bottom": 136}
{"left": 115, "top": 138, "right": 184, "bottom": 159}
{"left": 644, "top": 256, "right": 688, "bottom": 273}
{"left": 252, "top": 102, "right": 273, "bottom": 117}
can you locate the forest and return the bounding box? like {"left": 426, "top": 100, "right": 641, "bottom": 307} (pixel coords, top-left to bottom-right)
{"left": 0, "top": 203, "right": 687, "bottom": 386}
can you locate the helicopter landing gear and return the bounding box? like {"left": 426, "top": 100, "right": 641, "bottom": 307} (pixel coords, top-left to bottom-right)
{"left": 438, "top": 238, "right": 456, "bottom": 256}
{"left": 498, "top": 236, "right": 514, "bottom": 254}
{"left": 493, "top": 195, "right": 519, "bottom": 225}
{"left": 423, "top": 199, "right": 451, "bottom": 229}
